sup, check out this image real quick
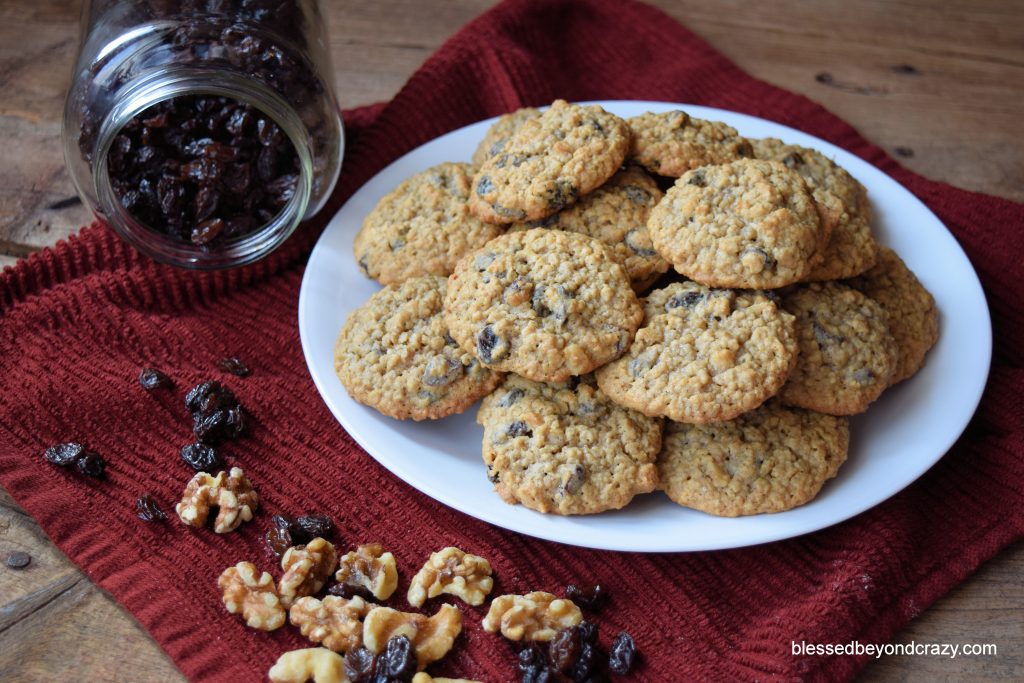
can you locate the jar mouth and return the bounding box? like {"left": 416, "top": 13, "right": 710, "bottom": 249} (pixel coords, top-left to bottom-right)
{"left": 91, "top": 67, "right": 314, "bottom": 270}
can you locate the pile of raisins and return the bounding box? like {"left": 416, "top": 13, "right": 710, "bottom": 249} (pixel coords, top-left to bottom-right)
{"left": 77, "top": 1, "right": 329, "bottom": 249}
{"left": 184, "top": 380, "right": 246, "bottom": 444}
{"left": 345, "top": 635, "right": 417, "bottom": 682}
{"left": 518, "top": 622, "right": 637, "bottom": 682}
{"left": 265, "top": 513, "right": 335, "bottom": 558}
{"left": 107, "top": 95, "right": 298, "bottom": 247}
{"left": 43, "top": 442, "right": 106, "bottom": 479}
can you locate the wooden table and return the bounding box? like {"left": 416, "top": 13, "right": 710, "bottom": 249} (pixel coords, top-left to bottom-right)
{"left": 1, "top": 1, "right": 1021, "bottom": 680}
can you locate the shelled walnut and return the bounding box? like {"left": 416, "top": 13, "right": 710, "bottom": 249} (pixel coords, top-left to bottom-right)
{"left": 218, "top": 561, "right": 286, "bottom": 631}
{"left": 279, "top": 537, "right": 337, "bottom": 608}
{"left": 267, "top": 647, "right": 346, "bottom": 683}
{"left": 175, "top": 467, "right": 258, "bottom": 533}
{"left": 407, "top": 547, "right": 493, "bottom": 608}
{"left": 334, "top": 543, "right": 398, "bottom": 601}
{"left": 362, "top": 604, "right": 462, "bottom": 671}
{"left": 214, "top": 467, "right": 259, "bottom": 532}
{"left": 290, "top": 595, "right": 374, "bottom": 652}
{"left": 482, "top": 592, "right": 582, "bottom": 641}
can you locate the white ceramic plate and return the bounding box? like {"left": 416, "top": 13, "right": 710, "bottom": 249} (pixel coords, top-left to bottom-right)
{"left": 298, "top": 101, "right": 991, "bottom": 552}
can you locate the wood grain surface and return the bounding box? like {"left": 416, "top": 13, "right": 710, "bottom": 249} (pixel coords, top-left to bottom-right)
{"left": 1, "top": 1, "right": 1021, "bottom": 681}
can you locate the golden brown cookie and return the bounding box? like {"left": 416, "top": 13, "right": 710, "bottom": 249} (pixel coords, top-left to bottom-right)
{"left": 848, "top": 246, "right": 939, "bottom": 385}
{"left": 444, "top": 228, "right": 642, "bottom": 383}
{"left": 753, "top": 138, "right": 877, "bottom": 280}
{"left": 596, "top": 282, "right": 798, "bottom": 423}
{"left": 477, "top": 374, "right": 661, "bottom": 515}
{"left": 627, "top": 110, "right": 754, "bottom": 177}
{"left": 353, "top": 162, "right": 505, "bottom": 285}
{"left": 472, "top": 107, "right": 541, "bottom": 167}
{"left": 779, "top": 282, "right": 898, "bottom": 415}
{"left": 509, "top": 167, "right": 669, "bottom": 290}
{"left": 658, "top": 400, "right": 849, "bottom": 516}
{"left": 468, "top": 100, "right": 630, "bottom": 224}
{"left": 647, "top": 159, "right": 829, "bottom": 288}
{"left": 334, "top": 276, "right": 504, "bottom": 420}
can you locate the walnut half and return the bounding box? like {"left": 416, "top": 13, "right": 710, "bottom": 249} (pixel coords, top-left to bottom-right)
{"left": 175, "top": 467, "right": 258, "bottom": 533}
{"left": 482, "top": 591, "right": 582, "bottom": 641}
{"left": 268, "top": 647, "right": 346, "bottom": 683}
{"left": 218, "top": 561, "right": 286, "bottom": 631}
{"left": 407, "top": 547, "right": 493, "bottom": 608}
{"left": 279, "top": 537, "right": 338, "bottom": 608}
{"left": 290, "top": 595, "right": 373, "bottom": 653}
{"left": 334, "top": 543, "right": 398, "bottom": 601}
{"left": 363, "top": 604, "right": 462, "bottom": 671}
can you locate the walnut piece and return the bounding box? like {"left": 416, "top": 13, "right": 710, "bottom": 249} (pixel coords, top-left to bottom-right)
{"left": 279, "top": 537, "right": 338, "bottom": 608}
{"left": 412, "top": 675, "right": 481, "bottom": 683}
{"left": 218, "top": 561, "right": 286, "bottom": 631}
{"left": 407, "top": 547, "right": 493, "bottom": 608}
{"left": 482, "top": 592, "right": 582, "bottom": 641}
{"left": 268, "top": 647, "right": 346, "bottom": 683}
{"left": 334, "top": 543, "right": 398, "bottom": 601}
{"left": 363, "top": 604, "right": 462, "bottom": 671}
{"left": 290, "top": 595, "right": 373, "bottom": 652}
{"left": 175, "top": 467, "right": 258, "bottom": 533}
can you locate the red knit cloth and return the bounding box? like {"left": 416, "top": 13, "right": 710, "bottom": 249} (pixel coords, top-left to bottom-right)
{"left": 2, "top": 1, "right": 1022, "bottom": 680}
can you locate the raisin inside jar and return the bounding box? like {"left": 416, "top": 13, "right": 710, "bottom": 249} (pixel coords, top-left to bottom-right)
{"left": 108, "top": 95, "right": 299, "bottom": 248}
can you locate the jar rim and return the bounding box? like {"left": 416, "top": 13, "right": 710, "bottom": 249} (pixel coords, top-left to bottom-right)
{"left": 91, "top": 66, "right": 315, "bottom": 270}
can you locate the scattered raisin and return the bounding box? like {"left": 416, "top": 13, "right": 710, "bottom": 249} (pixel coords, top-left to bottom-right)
{"left": 217, "top": 356, "right": 250, "bottom": 377}
{"left": 608, "top": 632, "right": 637, "bottom": 675}
{"left": 327, "top": 582, "right": 374, "bottom": 601}
{"left": 75, "top": 451, "right": 106, "bottom": 478}
{"left": 184, "top": 380, "right": 235, "bottom": 414}
{"left": 549, "top": 626, "right": 581, "bottom": 672}
{"left": 264, "top": 515, "right": 294, "bottom": 557}
{"left": 343, "top": 647, "right": 378, "bottom": 683}
{"left": 565, "top": 585, "right": 608, "bottom": 612}
{"left": 4, "top": 551, "right": 31, "bottom": 570}
{"left": 138, "top": 367, "right": 173, "bottom": 391}
{"left": 577, "top": 620, "right": 599, "bottom": 645}
{"left": 43, "top": 442, "right": 85, "bottom": 468}
{"left": 136, "top": 494, "right": 167, "bottom": 522}
{"left": 294, "top": 514, "right": 334, "bottom": 540}
{"left": 380, "top": 635, "right": 417, "bottom": 679}
{"left": 185, "top": 381, "right": 246, "bottom": 444}
{"left": 180, "top": 442, "right": 222, "bottom": 472}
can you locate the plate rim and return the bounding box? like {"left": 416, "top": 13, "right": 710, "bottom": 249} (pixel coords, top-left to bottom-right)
{"left": 298, "top": 99, "right": 992, "bottom": 552}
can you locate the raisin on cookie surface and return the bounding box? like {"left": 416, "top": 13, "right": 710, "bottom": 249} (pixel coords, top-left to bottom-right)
{"left": 509, "top": 167, "right": 669, "bottom": 291}
{"left": 445, "top": 229, "right": 642, "bottom": 383}
{"left": 647, "top": 159, "right": 829, "bottom": 289}
{"left": 658, "top": 399, "right": 849, "bottom": 516}
{"left": 353, "top": 162, "right": 505, "bottom": 285}
{"left": 779, "top": 281, "right": 898, "bottom": 415}
{"left": 468, "top": 100, "right": 630, "bottom": 224}
{"left": 334, "top": 276, "right": 504, "bottom": 420}
{"left": 596, "top": 282, "right": 798, "bottom": 424}
{"left": 848, "top": 246, "right": 938, "bottom": 385}
{"left": 478, "top": 374, "right": 661, "bottom": 515}
{"left": 627, "top": 110, "right": 753, "bottom": 177}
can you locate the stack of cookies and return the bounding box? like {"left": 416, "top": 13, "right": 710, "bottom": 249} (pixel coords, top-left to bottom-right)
{"left": 334, "top": 100, "right": 939, "bottom": 518}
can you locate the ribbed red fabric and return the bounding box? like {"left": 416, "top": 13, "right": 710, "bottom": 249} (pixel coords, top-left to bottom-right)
{"left": 1, "top": 1, "right": 1022, "bottom": 680}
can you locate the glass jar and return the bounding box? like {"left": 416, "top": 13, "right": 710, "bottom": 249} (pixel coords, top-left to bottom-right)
{"left": 63, "top": 0, "right": 343, "bottom": 269}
